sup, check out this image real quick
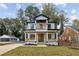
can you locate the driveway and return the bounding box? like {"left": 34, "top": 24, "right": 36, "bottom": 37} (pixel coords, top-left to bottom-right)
{"left": 0, "top": 43, "right": 23, "bottom": 55}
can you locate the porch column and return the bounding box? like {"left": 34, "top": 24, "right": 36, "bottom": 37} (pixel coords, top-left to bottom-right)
{"left": 35, "top": 20, "right": 36, "bottom": 29}
{"left": 46, "top": 33, "right": 48, "bottom": 43}
{"left": 34, "top": 24, "right": 36, "bottom": 29}
{"left": 25, "top": 33, "right": 26, "bottom": 41}
{"left": 56, "top": 33, "right": 58, "bottom": 41}
{"left": 35, "top": 33, "right": 37, "bottom": 44}
{"left": 46, "top": 24, "right": 47, "bottom": 30}
{"left": 46, "top": 20, "right": 48, "bottom": 30}
{"left": 28, "top": 33, "right": 30, "bottom": 39}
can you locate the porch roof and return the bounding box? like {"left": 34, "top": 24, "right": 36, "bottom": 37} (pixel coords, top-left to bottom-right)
{"left": 24, "top": 29, "right": 60, "bottom": 33}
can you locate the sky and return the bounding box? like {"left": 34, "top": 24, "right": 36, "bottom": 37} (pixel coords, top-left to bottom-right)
{"left": 0, "top": 3, "right": 79, "bottom": 23}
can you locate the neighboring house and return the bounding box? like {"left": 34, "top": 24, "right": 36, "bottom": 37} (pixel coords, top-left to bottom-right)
{"left": 59, "top": 27, "right": 79, "bottom": 45}
{"left": 24, "top": 14, "right": 60, "bottom": 45}
{"left": 0, "top": 35, "right": 19, "bottom": 42}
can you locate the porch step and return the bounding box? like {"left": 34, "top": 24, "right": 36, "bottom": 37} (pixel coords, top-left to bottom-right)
{"left": 26, "top": 45, "right": 47, "bottom": 47}
{"left": 38, "top": 42, "right": 45, "bottom": 45}
{"left": 37, "top": 45, "right": 47, "bottom": 47}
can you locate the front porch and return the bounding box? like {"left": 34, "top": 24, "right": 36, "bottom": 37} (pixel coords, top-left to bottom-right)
{"left": 24, "top": 31, "right": 59, "bottom": 45}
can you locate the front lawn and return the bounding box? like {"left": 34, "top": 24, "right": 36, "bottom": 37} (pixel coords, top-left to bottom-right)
{"left": 2, "top": 46, "right": 79, "bottom": 56}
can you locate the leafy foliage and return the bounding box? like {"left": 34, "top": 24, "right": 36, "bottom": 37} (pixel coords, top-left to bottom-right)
{"left": 71, "top": 19, "right": 79, "bottom": 31}
{"left": 25, "top": 5, "right": 40, "bottom": 21}
{"left": 42, "top": 3, "right": 59, "bottom": 23}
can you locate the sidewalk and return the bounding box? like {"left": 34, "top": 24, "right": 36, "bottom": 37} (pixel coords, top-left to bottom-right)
{"left": 0, "top": 43, "right": 23, "bottom": 55}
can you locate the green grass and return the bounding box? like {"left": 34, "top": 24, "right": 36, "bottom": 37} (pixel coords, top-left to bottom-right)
{"left": 0, "top": 44, "right": 7, "bottom": 46}
{"left": 2, "top": 46, "right": 79, "bottom": 56}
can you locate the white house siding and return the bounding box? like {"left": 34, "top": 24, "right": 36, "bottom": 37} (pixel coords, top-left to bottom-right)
{"left": 57, "top": 24, "right": 61, "bottom": 29}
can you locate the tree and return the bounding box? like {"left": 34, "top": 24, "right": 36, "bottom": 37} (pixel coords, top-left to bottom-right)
{"left": 0, "top": 22, "right": 7, "bottom": 35}
{"left": 17, "top": 8, "right": 26, "bottom": 40}
{"left": 25, "top": 5, "right": 40, "bottom": 21}
{"left": 59, "top": 10, "right": 68, "bottom": 35}
{"left": 17, "top": 8, "right": 25, "bottom": 30}
{"left": 42, "top": 3, "right": 59, "bottom": 23}
{"left": 10, "top": 23, "right": 21, "bottom": 38}
{"left": 73, "top": 19, "right": 79, "bottom": 26}
{"left": 17, "top": 8, "right": 24, "bottom": 20}
{"left": 71, "top": 19, "right": 79, "bottom": 31}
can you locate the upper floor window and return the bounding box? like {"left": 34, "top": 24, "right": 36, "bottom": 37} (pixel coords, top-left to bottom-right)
{"left": 51, "top": 23, "right": 55, "bottom": 29}
{"left": 48, "top": 24, "right": 51, "bottom": 29}
{"left": 48, "top": 23, "right": 55, "bottom": 29}
{"left": 48, "top": 33, "right": 56, "bottom": 41}
{"left": 27, "top": 23, "right": 35, "bottom": 29}
{"left": 30, "top": 23, "right": 34, "bottom": 29}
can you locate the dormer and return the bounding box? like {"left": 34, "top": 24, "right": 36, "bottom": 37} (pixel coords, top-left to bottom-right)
{"left": 34, "top": 14, "right": 49, "bottom": 30}
{"left": 34, "top": 14, "right": 49, "bottom": 23}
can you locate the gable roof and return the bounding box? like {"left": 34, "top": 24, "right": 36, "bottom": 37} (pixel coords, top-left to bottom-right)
{"left": 34, "top": 14, "right": 49, "bottom": 20}
{"left": 70, "top": 26, "right": 79, "bottom": 32}
{"left": 60, "top": 26, "right": 79, "bottom": 38}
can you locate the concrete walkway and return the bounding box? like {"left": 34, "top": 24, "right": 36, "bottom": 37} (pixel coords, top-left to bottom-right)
{"left": 0, "top": 43, "right": 23, "bottom": 55}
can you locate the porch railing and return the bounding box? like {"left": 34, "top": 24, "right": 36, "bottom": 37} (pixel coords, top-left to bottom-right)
{"left": 24, "top": 23, "right": 58, "bottom": 30}
{"left": 36, "top": 23, "right": 47, "bottom": 30}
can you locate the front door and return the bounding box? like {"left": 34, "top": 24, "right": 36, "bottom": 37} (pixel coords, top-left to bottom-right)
{"left": 38, "top": 33, "right": 44, "bottom": 42}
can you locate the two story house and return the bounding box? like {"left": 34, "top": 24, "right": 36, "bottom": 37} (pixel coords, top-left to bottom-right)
{"left": 24, "top": 14, "right": 60, "bottom": 45}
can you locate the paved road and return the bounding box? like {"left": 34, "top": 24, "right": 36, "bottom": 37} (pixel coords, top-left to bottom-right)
{"left": 0, "top": 43, "right": 23, "bottom": 55}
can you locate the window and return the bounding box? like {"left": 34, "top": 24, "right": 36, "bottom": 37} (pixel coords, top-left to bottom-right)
{"left": 48, "top": 23, "right": 55, "bottom": 29}
{"left": 29, "top": 33, "right": 35, "bottom": 40}
{"left": 31, "top": 23, "right": 34, "bottom": 29}
{"left": 28, "top": 23, "right": 34, "bottom": 29}
{"left": 48, "top": 24, "right": 51, "bottom": 29}
{"left": 48, "top": 33, "right": 52, "bottom": 40}
{"left": 51, "top": 24, "right": 55, "bottom": 29}
{"left": 48, "top": 33, "right": 56, "bottom": 41}
{"left": 30, "top": 34, "right": 35, "bottom": 39}
{"left": 26, "top": 33, "right": 35, "bottom": 41}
